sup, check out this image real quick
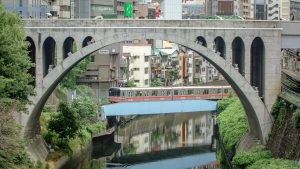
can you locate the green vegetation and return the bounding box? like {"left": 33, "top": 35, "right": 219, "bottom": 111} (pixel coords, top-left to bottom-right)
{"left": 217, "top": 97, "right": 300, "bottom": 169}
{"left": 41, "top": 95, "right": 105, "bottom": 160}
{"left": 232, "top": 146, "right": 272, "bottom": 168}
{"left": 292, "top": 109, "right": 300, "bottom": 128}
{"left": 247, "top": 159, "right": 300, "bottom": 169}
{"left": 0, "top": 5, "right": 36, "bottom": 168}
{"left": 217, "top": 97, "right": 248, "bottom": 152}
{"left": 151, "top": 79, "right": 163, "bottom": 87}
{"left": 124, "top": 80, "right": 137, "bottom": 87}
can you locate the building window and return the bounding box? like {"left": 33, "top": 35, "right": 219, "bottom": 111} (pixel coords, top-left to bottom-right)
{"left": 145, "top": 56, "right": 149, "bottom": 62}
{"left": 145, "top": 79, "right": 149, "bottom": 85}
{"left": 144, "top": 68, "right": 148, "bottom": 74}
{"left": 134, "top": 68, "right": 140, "bottom": 71}
{"left": 134, "top": 80, "right": 140, "bottom": 83}
{"left": 91, "top": 55, "right": 95, "bottom": 62}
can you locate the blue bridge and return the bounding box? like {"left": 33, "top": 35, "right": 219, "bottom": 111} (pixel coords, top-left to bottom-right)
{"left": 101, "top": 99, "right": 217, "bottom": 118}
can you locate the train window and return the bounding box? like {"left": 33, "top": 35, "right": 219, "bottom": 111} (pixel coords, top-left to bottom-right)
{"left": 152, "top": 91, "right": 157, "bottom": 96}
{"left": 167, "top": 90, "right": 171, "bottom": 96}
{"left": 136, "top": 91, "right": 142, "bottom": 96}
{"left": 157, "top": 90, "right": 162, "bottom": 96}
{"left": 161, "top": 90, "right": 166, "bottom": 96}
{"left": 224, "top": 89, "right": 228, "bottom": 93}
{"left": 204, "top": 89, "right": 208, "bottom": 94}
{"left": 174, "top": 90, "right": 179, "bottom": 95}
{"left": 188, "top": 90, "right": 193, "bottom": 95}
{"left": 218, "top": 89, "right": 222, "bottom": 94}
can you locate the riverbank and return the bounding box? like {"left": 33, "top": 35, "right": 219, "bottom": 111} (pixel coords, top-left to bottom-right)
{"left": 216, "top": 96, "right": 300, "bottom": 169}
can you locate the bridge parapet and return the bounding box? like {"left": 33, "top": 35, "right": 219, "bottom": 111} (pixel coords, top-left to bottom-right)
{"left": 23, "top": 19, "right": 281, "bottom": 29}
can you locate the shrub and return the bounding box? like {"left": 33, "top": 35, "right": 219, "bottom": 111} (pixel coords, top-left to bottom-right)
{"left": 232, "top": 147, "right": 272, "bottom": 168}
{"left": 217, "top": 99, "right": 248, "bottom": 152}
{"left": 247, "top": 158, "right": 300, "bottom": 169}
{"left": 292, "top": 109, "right": 300, "bottom": 128}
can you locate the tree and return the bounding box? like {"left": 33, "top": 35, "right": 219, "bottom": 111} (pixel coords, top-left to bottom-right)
{"left": 124, "top": 80, "right": 136, "bottom": 87}
{"left": 0, "top": 5, "right": 34, "bottom": 106}
{"left": 71, "top": 96, "right": 98, "bottom": 125}
{"left": 151, "top": 79, "right": 163, "bottom": 87}
{"left": 48, "top": 102, "right": 80, "bottom": 143}
{"left": 0, "top": 5, "right": 35, "bottom": 168}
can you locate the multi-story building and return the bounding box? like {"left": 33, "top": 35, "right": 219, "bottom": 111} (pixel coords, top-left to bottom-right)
{"left": 77, "top": 43, "right": 121, "bottom": 100}
{"left": 123, "top": 44, "right": 152, "bottom": 87}
{"left": 267, "top": 0, "right": 280, "bottom": 20}
{"left": 71, "top": 0, "right": 115, "bottom": 18}
{"left": 290, "top": 0, "right": 300, "bottom": 20}
{"left": 2, "top": 0, "right": 49, "bottom": 18}
{"left": 206, "top": 0, "right": 243, "bottom": 17}
{"left": 250, "top": 0, "right": 266, "bottom": 20}
{"left": 243, "top": 0, "right": 250, "bottom": 19}
{"left": 48, "top": 0, "right": 71, "bottom": 18}
{"left": 160, "top": 0, "right": 182, "bottom": 19}
{"left": 178, "top": 50, "right": 188, "bottom": 85}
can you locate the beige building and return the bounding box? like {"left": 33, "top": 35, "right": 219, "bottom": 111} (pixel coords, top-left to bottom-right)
{"left": 123, "top": 44, "right": 152, "bottom": 87}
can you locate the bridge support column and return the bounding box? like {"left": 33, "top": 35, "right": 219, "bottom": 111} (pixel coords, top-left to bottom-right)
{"left": 263, "top": 38, "right": 281, "bottom": 112}
{"left": 56, "top": 42, "right": 63, "bottom": 64}
{"left": 244, "top": 41, "right": 251, "bottom": 82}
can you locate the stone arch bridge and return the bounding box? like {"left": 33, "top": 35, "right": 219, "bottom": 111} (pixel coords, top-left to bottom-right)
{"left": 20, "top": 19, "right": 300, "bottom": 147}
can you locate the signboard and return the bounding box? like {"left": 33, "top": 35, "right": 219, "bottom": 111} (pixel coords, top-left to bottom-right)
{"left": 124, "top": 2, "right": 133, "bottom": 17}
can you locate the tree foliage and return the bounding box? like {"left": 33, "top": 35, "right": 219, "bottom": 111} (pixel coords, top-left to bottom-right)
{"left": 48, "top": 102, "right": 80, "bottom": 141}
{"left": 151, "top": 79, "right": 163, "bottom": 87}
{"left": 125, "top": 80, "right": 136, "bottom": 87}
{"left": 217, "top": 98, "right": 249, "bottom": 151}
{"left": 0, "top": 5, "right": 34, "bottom": 106}
{"left": 71, "top": 96, "right": 97, "bottom": 125}
{"left": 0, "top": 5, "right": 35, "bottom": 168}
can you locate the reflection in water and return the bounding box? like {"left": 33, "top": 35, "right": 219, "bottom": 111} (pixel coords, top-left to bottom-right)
{"left": 89, "top": 112, "right": 219, "bottom": 169}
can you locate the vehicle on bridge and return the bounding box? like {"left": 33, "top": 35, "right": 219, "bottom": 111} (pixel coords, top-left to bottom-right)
{"left": 108, "top": 86, "right": 233, "bottom": 102}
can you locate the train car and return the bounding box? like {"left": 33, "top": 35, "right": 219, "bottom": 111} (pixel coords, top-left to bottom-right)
{"left": 108, "top": 86, "right": 233, "bottom": 103}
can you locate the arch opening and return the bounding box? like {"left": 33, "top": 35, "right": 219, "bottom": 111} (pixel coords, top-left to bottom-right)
{"left": 43, "top": 37, "right": 57, "bottom": 77}
{"left": 63, "top": 37, "right": 76, "bottom": 59}
{"left": 195, "top": 36, "right": 207, "bottom": 47}
{"left": 82, "top": 36, "right": 94, "bottom": 48}
{"left": 232, "top": 37, "right": 245, "bottom": 76}
{"left": 26, "top": 36, "right": 36, "bottom": 86}
{"left": 250, "top": 37, "right": 265, "bottom": 98}
{"left": 214, "top": 36, "right": 226, "bottom": 58}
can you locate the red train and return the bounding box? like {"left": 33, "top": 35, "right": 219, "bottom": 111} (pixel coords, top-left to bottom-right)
{"left": 108, "top": 86, "right": 233, "bottom": 102}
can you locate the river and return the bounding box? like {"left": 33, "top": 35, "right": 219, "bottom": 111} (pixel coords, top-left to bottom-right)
{"left": 73, "top": 111, "right": 220, "bottom": 169}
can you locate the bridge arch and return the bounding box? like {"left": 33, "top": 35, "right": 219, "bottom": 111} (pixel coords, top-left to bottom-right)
{"left": 214, "top": 36, "right": 226, "bottom": 59}
{"left": 42, "top": 37, "right": 56, "bottom": 77}
{"left": 232, "top": 37, "right": 245, "bottom": 76}
{"left": 63, "top": 37, "right": 76, "bottom": 59}
{"left": 24, "top": 30, "right": 272, "bottom": 144}
{"left": 26, "top": 36, "right": 36, "bottom": 86}
{"left": 251, "top": 37, "right": 265, "bottom": 98}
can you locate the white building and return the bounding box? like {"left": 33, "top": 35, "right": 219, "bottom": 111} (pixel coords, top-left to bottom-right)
{"left": 267, "top": 0, "right": 280, "bottom": 20}
{"left": 123, "top": 44, "right": 152, "bottom": 87}
{"left": 160, "top": 0, "right": 182, "bottom": 19}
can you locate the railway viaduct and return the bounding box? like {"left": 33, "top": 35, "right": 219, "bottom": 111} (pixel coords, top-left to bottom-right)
{"left": 19, "top": 20, "right": 300, "bottom": 159}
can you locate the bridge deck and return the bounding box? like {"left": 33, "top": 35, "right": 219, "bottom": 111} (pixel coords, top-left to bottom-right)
{"left": 101, "top": 99, "right": 217, "bottom": 118}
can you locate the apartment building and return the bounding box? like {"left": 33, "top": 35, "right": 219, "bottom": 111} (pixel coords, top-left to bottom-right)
{"left": 123, "top": 44, "right": 152, "bottom": 87}
{"left": 2, "top": 0, "right": 49, "bottom": 18}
